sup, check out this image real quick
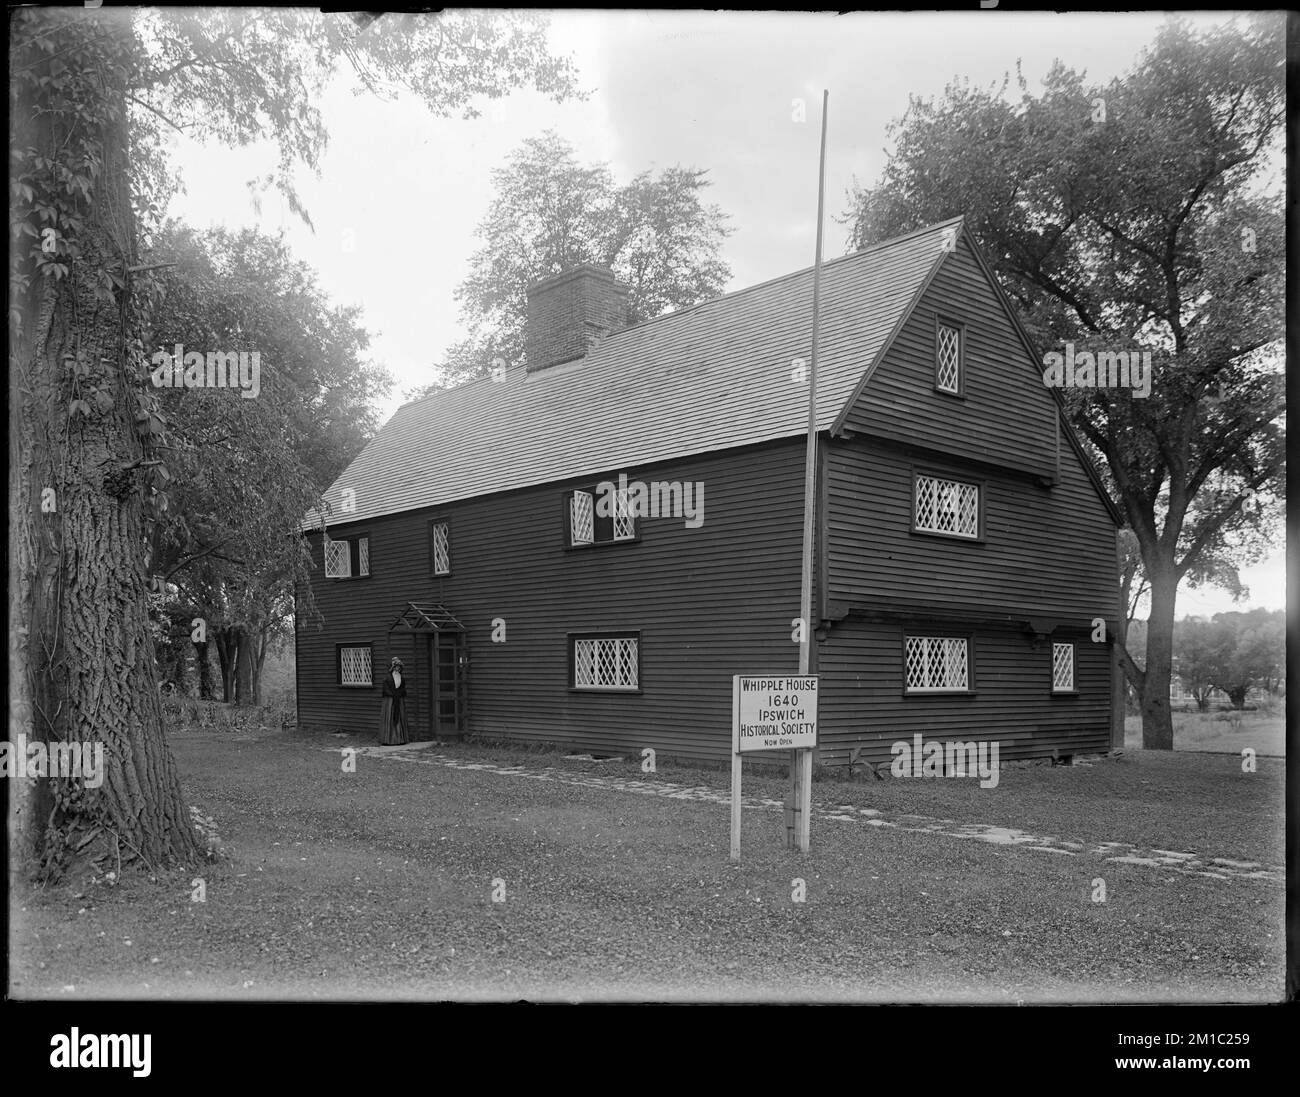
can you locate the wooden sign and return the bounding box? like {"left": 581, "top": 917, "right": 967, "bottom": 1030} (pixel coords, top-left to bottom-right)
{"left": 731, "top": 675, "right": 818, "bottom": 859}
{"left": 732, "top": 676, "right": 818, "bottom": 753}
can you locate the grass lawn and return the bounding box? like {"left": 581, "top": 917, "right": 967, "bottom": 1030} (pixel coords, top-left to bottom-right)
{"left": 9, "top": 724, "right": 1284, "bottom": 1002}
{"left": 1123, "top": 709, "right": 1285, "bottom": 756}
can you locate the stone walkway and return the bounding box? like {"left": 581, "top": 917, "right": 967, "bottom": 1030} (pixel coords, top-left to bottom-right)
{"left": 329, "top": 743, "right": 1283, "bottom": 886}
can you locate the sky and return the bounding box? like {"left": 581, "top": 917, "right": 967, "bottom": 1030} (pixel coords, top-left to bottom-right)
{"left": 161, "top": 9, "right": 1284, "bottom": 618}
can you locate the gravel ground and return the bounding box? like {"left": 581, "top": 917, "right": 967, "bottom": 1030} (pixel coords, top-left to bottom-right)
{"left": 8, "top": 727, "right": 1285, "bottom": 1002}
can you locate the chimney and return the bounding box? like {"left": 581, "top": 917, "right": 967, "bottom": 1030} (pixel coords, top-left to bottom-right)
{"left": 524, "top": 264, "right": 630, "bottom": 373}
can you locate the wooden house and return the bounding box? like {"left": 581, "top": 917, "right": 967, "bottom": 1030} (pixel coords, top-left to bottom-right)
{"left": 296, "top": 217, "right": 1123, "bottom": 765}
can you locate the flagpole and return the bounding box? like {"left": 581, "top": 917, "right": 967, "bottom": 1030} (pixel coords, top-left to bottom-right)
{"left": 790, "top": 89, "right": 827, "bottom": 853}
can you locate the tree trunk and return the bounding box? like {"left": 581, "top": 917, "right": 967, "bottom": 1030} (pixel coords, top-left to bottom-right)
{"left": 1139, "top": 565, "right": 1178, "bottom": 750}
{"left": 194, "top": 639, "right": 214, "bottom": 700}
{"left": 160, "top": 619, "right": 187, "bottom": 693}
{"left": 167, "top": 653, "right": 187, "bottom": 693}
{"left": 10, "top": 12, "right": 201, "bottom": 873}
{"left": 234, "top": 631, "right": 255, "bottom": 706}
{"left": 254, "top": 628, "right": 270, "bottom": 705}
{"left": 214, "top": 630, "right": 236, "bottom": 703}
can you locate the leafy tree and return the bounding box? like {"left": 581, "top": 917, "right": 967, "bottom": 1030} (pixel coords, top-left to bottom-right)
{"left": 1207, "top": 608, "right": 1284, "bottom": 708}
{"left": 1172, "top": 616, "right": 1230, "bottom": 712}
{"left": 410, "top": 131, "right": 733, "bottom": 393}
{"left": 841, "top": 15, "right": 1285, "bottom": 750}
{"left": 10, "top": 7, "right": 580, "bottom": 874}
{"left": 144, "top": 223, "right": 390, "bottom": 706}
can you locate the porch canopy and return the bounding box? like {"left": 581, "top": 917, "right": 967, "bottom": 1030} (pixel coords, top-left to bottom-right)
{"left": 388, "top": 602, "right": 465, "bottom": 635}
{"left": 385, "top": 603, "right": 465, "bottom": 738}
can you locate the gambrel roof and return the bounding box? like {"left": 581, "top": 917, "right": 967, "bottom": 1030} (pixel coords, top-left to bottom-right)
{"left": 305, "top": 216, "right": 1119, "bottom": 529}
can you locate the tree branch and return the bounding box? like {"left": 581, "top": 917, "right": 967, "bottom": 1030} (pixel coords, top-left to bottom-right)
{"left": 126, "top": 94, "right": 190, "bottom": 135}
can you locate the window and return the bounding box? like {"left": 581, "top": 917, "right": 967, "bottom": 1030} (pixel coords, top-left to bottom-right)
{"left": 935, "top": 319, "right": 963, "bottom": 395}
{"left": 324, "top": 534, "right": 370, "bottom": 578}
{"left": 338, "top": 644, "right": 373, "bottom": 687}
{"left": 914, "top": 474, "right": 980, "bottom": 539}
{"left": 570, "top": 634, "right": 640, "bottom": 691}
{"left": 429, "top": 520, "right": 451, "bottom": 576}
{"left": 1052, "top": 643, "right": 1075, "bottom": 692}
{"left": 570, "top": 491, "right": 594, "bottom": 546}
{"left": 905, "top": 635, "right": 970, "bottom": 692}
{"left": 565, "top": 485, "right": 637, "bottom": 548}
{"left": 613, "top": 487, "right": 635, "bottom": 541}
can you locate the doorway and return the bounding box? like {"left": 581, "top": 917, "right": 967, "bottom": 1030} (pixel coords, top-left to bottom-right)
{"left": 429, "top": 630, "right": 467, "bottom": 738}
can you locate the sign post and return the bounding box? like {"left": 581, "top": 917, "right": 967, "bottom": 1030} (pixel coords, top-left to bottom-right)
{"left": 787, "top": 88, "right": 829, "bottom": 854}
{"left": 730, "top": 675, "right": 818, "bottom": 859}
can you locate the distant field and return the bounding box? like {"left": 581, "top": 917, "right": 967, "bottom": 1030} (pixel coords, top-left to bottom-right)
{"left": 1124, "top": 710, "right": 1285, "bottom": 756}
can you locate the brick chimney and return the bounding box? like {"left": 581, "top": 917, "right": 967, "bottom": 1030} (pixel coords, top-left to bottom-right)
{"left": 524, "top": 264, "right": 630, "bottom": 372}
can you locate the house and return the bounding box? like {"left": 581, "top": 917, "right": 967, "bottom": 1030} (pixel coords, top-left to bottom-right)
{"left": 295, "top": 217, "right": 1124, "bottom": 766}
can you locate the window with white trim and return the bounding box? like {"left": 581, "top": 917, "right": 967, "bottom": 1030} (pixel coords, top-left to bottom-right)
{"left": 566, "top": 485, "right": 637, "bottom": 547}
{"left": 324, "top": 534, "right": 370, "bottom": 578}
{"left": 613, "top": 487, "right": 635, "bottom": 541}
{"left": 338, "top": 644, "right": 373, "bottom": 687}
{"left": 1052, "top": 643, "right": 1075, "bottom": 692}
{"left": 936, "top": 320, "right": 962, "bottom": 394}
{"left": 571, "top": 635, "right": 640, "bottom": 691}
{"left": 905, "top": 635, "right": 970, "bottom": 692}
{"left": 429, "top": 520, "right": 450, "bottom": 576}
{"left": 914, "top": 474, "right": 979, "bottom": 539}
{"left": 570, "top": 491, "right": 594, "bottom": 545}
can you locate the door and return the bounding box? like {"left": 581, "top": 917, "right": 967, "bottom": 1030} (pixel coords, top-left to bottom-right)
{"left": 430, "top": 631, "right": 467, "bottom": 738}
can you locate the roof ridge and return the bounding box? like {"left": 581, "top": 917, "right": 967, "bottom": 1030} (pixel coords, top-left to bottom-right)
{"left": 600, "top": 214, "right": 965, "bottom": 342}
{"left": 398, "top": 216, "right": 965, "bottom": 414}
{"left": 304, "top": 214, "right": 969, "bottom": 529}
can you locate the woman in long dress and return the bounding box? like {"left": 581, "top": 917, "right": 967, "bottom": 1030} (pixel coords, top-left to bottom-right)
{"left": 378, "top": 657, "right": 409, "bottom": 745}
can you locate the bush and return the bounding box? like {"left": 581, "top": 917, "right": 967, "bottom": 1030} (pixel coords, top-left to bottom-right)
{"left": 161, "top": 687, "right": 294, "bottom": 734}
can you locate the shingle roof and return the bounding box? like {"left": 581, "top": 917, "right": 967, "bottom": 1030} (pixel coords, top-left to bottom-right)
{"left": 304, "top": 216, "right": 961, "bottom": 529}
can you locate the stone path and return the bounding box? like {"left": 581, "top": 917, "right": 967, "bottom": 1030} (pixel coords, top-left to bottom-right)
{"left": 329, "top": 743, "right": 1283, "bottom": 886}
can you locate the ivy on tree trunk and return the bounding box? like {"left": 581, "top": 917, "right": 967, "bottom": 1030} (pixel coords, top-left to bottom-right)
{"left": 11, "top": 11, "right": 202, "bottom": 875}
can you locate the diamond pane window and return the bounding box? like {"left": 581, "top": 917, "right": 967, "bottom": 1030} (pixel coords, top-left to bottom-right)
{"left": 324, "top": 536, "right": 351, "bottom": 577}
{"left": 567, "top": 483, "right": 637, "bottom": 547}
{"left": 915, "top": 475, "right": 979, "bottom": 538}
{"left": 325, "top": 535, "right": 368, "bottom": 578}
{"left": 339, "top": 645, "right": 372, "bottom": 687}
{"left": 1053, "top": 643, "right": 1075, "bottom": 692}
{"left": 572, "top": 636, "right": 639, "bottom": 691}
{"left": 430, "top": 522, "right": 450, "bottom": 575}
{"left": 905, "top": 636, "right": 969, "bottom": 692}
{"left": 936, "top": 322, "right": 961, "bottom": 393}
{"left": 617, "top": 638, "right": 639, "bottom": 687}
{"left": 613, "top": 487, "right": 635, "bottom": 541}
{"left": 570, "top": 491, "right": 594, "bottom": 545}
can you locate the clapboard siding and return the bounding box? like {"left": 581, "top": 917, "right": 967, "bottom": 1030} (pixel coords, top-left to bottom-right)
{"left": 297, "top": 438, "right": 809, "bottom": 762}
{"left": 816, "top": 618, "right": 1111, "bottom": 765}
{"left": 826, "top": 435, "right": 1118, "bottom": 623}
{"left": 841, "top": 235, "right": 1057, "bottom": 478}
{"left": 296, "top": 223, "right": 1120, "bottom": 766}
